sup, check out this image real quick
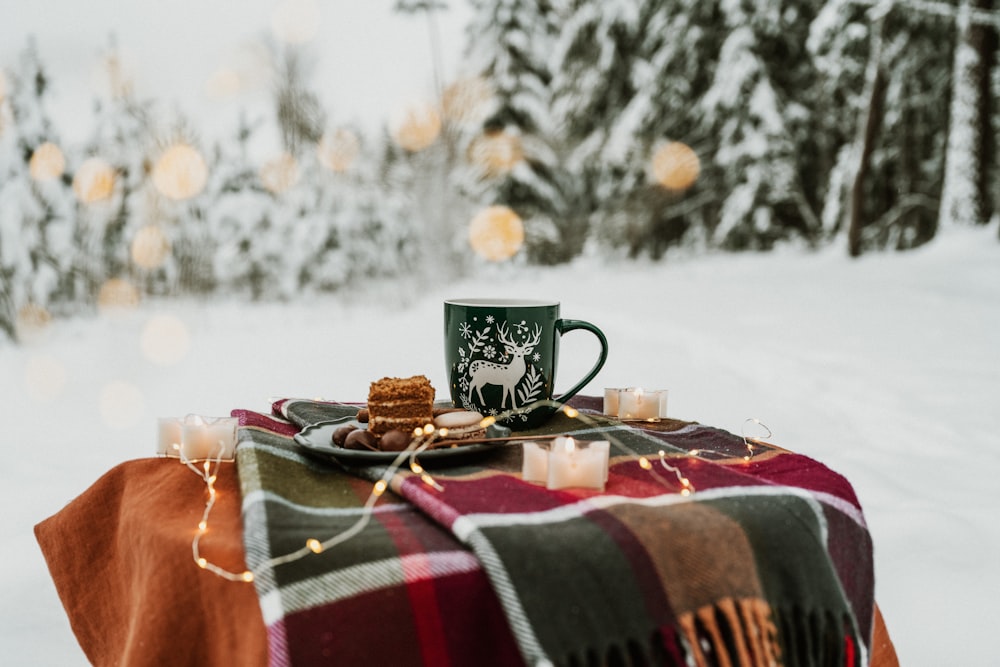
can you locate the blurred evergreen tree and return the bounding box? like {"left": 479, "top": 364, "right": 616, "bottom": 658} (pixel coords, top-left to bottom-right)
{"left": 72, "top": 38, "right": 158, "bottom": 304}
{"left": 462, "top": 0, "right": 577, "bottom": 264}
{"left": 0, "top": 40, "right": 74, "bottom": 340}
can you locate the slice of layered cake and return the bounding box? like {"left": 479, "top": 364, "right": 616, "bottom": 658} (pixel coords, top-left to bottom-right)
{"left": 367, "top": 375, "right": 436, "bottom": 437}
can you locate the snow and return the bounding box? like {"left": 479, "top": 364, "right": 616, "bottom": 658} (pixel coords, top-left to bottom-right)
{"left": 2, "top": 227, "right": 999, "bottom": 665}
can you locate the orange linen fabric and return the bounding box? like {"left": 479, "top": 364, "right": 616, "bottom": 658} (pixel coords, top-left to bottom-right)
{"left": 35, "top": 458, "right": 268, "bottom": 667}
{"left": 871, "top": 604, "right": 900, "bottom": 667}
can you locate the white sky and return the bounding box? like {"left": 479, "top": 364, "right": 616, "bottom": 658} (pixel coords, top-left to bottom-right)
{"left": 0, "top": 0, "right": 472, "bottom": 146}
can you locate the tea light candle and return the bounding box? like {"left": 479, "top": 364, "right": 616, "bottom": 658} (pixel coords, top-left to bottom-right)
{"left": 157, "top": 417, "right": 184, "bottom": 456}
{"left": 603, "top": 387, "right": 630, "bottom": 416}
{"left": 617, "top": 388, "right": 667, "bottom": 421}
{"left": 546, "top": 437, "right": 609, "bottom": 490}
{"left": 181, "top": 415, "right": 239, "bottom": 461}
{"left": 521, "top": 441, "right": 550, "bottom": 483}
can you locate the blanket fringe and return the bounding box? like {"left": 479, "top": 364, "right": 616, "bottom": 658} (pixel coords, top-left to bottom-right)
{"left": 678, "top": 597, "right": 780, "bottom": 667}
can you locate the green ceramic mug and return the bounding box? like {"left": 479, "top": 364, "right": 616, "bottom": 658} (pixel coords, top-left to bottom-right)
{"left": 444, "top": 298, "right": 609, "bottom": 430}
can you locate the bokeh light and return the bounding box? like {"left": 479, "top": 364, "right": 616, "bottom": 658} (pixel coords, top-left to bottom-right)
{"left": 24, "top": 354, "right": 68, "bottom": 402}
{"left": 271, "top": 0, "right": 321, "bottom": 44}
{"left": 205, "top": 66, "right": 242, "bottom": 98}
{"left": 97, "top": 278, "right": 140, "bottom": 313}
{"left": 468, "top": 205, "right": 525, "bottom": 262}
{"left": 441, "top": 76, "right": 494, "bottom": 126}
{"left": 99, "top": 380, "right": 146, "bottom": 430}
{"left": 131, "top": 224, "right": 171, "bottom": 270}
{"left": 317, "top": 128, "right": 361, "bottom": 173}
{"left": 140, "top": 314, "right": 191, "bottom": 366}
{"left": 73, "top": 157, "right": 116, "bottom": 203}
{"left": 390, "top": 102, "right": 442, "bottom": 153}
{"left": 651, "top": 141, "right": 701, "bottom": 191}
{"left": 29, "top": 142, "right": 66, "bottom": 181}
{"left": 152, "top": 143, "right": 208, "bottom": 200}
{"left": 467, "top": 130, "right": 523, "bottom": 177}
{"left": 259, "top": 152, "right": 299, "bottom": 193}
{"left": 15, "top": 303, "right": 51, "bottom": 342}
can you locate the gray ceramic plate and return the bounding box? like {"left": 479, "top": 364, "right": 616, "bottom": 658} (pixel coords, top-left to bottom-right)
{"left": 293, "top": 416, "right": 511, "bottom": 465}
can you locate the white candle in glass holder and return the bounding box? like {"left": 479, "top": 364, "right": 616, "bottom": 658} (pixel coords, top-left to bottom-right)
{"left": 180, "top": 415, "right": 239, "bottom": 461}
{"left": 521, "top": 441, "right": 550, "bottom": 484}
{"left": 603, "top": 387, "right": 630, "bottom": 416}
{"left": 157, "top": 417, "right": 184, "bottom": 456}
{"left": 618, "top": 388, "right": 667, "bottom": 421}
{"left": 546, "top": 437, "right": 609, "bottom": 490}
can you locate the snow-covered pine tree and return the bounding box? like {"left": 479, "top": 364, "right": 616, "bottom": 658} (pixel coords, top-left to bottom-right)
{"left": 0, "top": 40, "right": 75, "bottom": 341}
{"left": 807, "top": 0, "right": 874, "bottom": 244}
{"left": 699, "top": 0, "right": 825, "bottom": 250}
{"left": 548, "top": 0, "right": 643, "bottom": 259}
{"left": 849, "top": 6, "right": 953, "bottom": 253}
{"left": 592, "top": 0, "right": 725, "bottom": 258}
{"left": 461, "top": 0, "right": 574, "bottom": 264}
{"left": 203, "top": 114, "right": 288, "bottom": 299}
{"left": 71, "top": 40, "right": 158, "bottom": 305}
{"left": 304, "top": 135, "right": 421, "bottom": 294}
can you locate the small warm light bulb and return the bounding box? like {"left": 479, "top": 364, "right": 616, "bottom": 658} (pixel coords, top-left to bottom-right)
{"left": 130, "top": 224, "right": 171, "bottom": 270}
{"left": 373, "top": 480, "right": 387, "bottom": 496}
{"left": 680, "top": 478, "right": 691, "bottom": 488}
{"left": 420, "top": 474, "right": 442, "bottom": 490}
{"left": 639, "top": 457, "right": 652, "bottom": 470}
{"left": 412, "top": 427, "right": 423, "bottom": 437}
{"left": 390, "top": 101, "right": 442, "bottom": 152}
{"left": 307, "top": 538, "right": 323, "bottom": 553}
{"left": 562, "top": 406, "right": 579, "bottom": 419}
{"left": 410, "top": 462, "right": 424, "bottom": 474}
{"left": 73, "top": 156, "right": 116, "bottom": 203}
{"left": 317, "top": 127, "right": 361, "bottom": 172}
{"left": 259, "top": 152, "right": 299, "bottom": 193}
{"left": 29, "top": 142, "right": 66, "bottom": 181}
{"left": 242, "top": 571, "right": 255, "bottom": 583}
{"left": 441, "top": 76, "right": 493, "bottom": 126}
{"left": 97, "top": 278, "right": 140, "bottom": 313}
{"left": 197, "top": 558, "right": 208, "bottom": 569}
{"left": 152, "top": 143, "right": 208, "bottom": 200}
{"left": 680, "top": 488, "right": 692, "bottom": 497}
{"left": 480, "top": 416, "right": 496, "bottom": 428}
{"left": 467, "top": 130, "right": 523, "bottom": 177}
{"left": 651, "top": 141, "right": 700, "bottom": 192}
{"left": 688, "top": 449, "right": 700, "bottom": 456}
{"left": 422, "top": 424, "right": 434, "bottom": 435}
{"left": 468, "top": 205, "right": 524, "bottom": 262}
{"left": 198, "top": 520, "right": 208, "bottom": 532}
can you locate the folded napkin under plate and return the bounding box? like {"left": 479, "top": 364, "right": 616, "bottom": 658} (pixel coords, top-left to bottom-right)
{"left": 234, "top": 398, "right": 876, "bottom": 667}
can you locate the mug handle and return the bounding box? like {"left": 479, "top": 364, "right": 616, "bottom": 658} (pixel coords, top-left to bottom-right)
{"left": 553, "top": 319, "right": 609, "bottom": 404}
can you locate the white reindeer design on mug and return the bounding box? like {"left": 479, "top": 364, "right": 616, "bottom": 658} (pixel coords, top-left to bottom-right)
{"left": 467, "top": 322, "right": 542, "bottom": 409}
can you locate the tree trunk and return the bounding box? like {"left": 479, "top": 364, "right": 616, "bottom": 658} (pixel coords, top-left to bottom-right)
{"left": 848, "top": 7, "right": 890, "bottom": 257}
{"left": 970, "top": 0, "right": 998, "bottom": 223}
{"left": 938, "top": 0, "right": 987, "bottom": 230}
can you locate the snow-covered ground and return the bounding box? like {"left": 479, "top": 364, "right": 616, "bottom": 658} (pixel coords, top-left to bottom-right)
{"left": 2, "top": 228, "right": 999, "bottom": 665}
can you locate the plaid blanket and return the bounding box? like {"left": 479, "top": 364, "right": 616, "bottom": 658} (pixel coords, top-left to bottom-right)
{"left": 234, "top": 396, "right": 875, "bottom": 667}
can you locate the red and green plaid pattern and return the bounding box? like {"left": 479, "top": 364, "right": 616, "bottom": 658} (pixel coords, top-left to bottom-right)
{"left": 233, "top": 397, "right": 874, "bottom": 666}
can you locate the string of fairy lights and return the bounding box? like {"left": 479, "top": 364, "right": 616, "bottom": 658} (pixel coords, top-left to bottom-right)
{"left": 180, "top": 400, "right": 767, "bottom": 584}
